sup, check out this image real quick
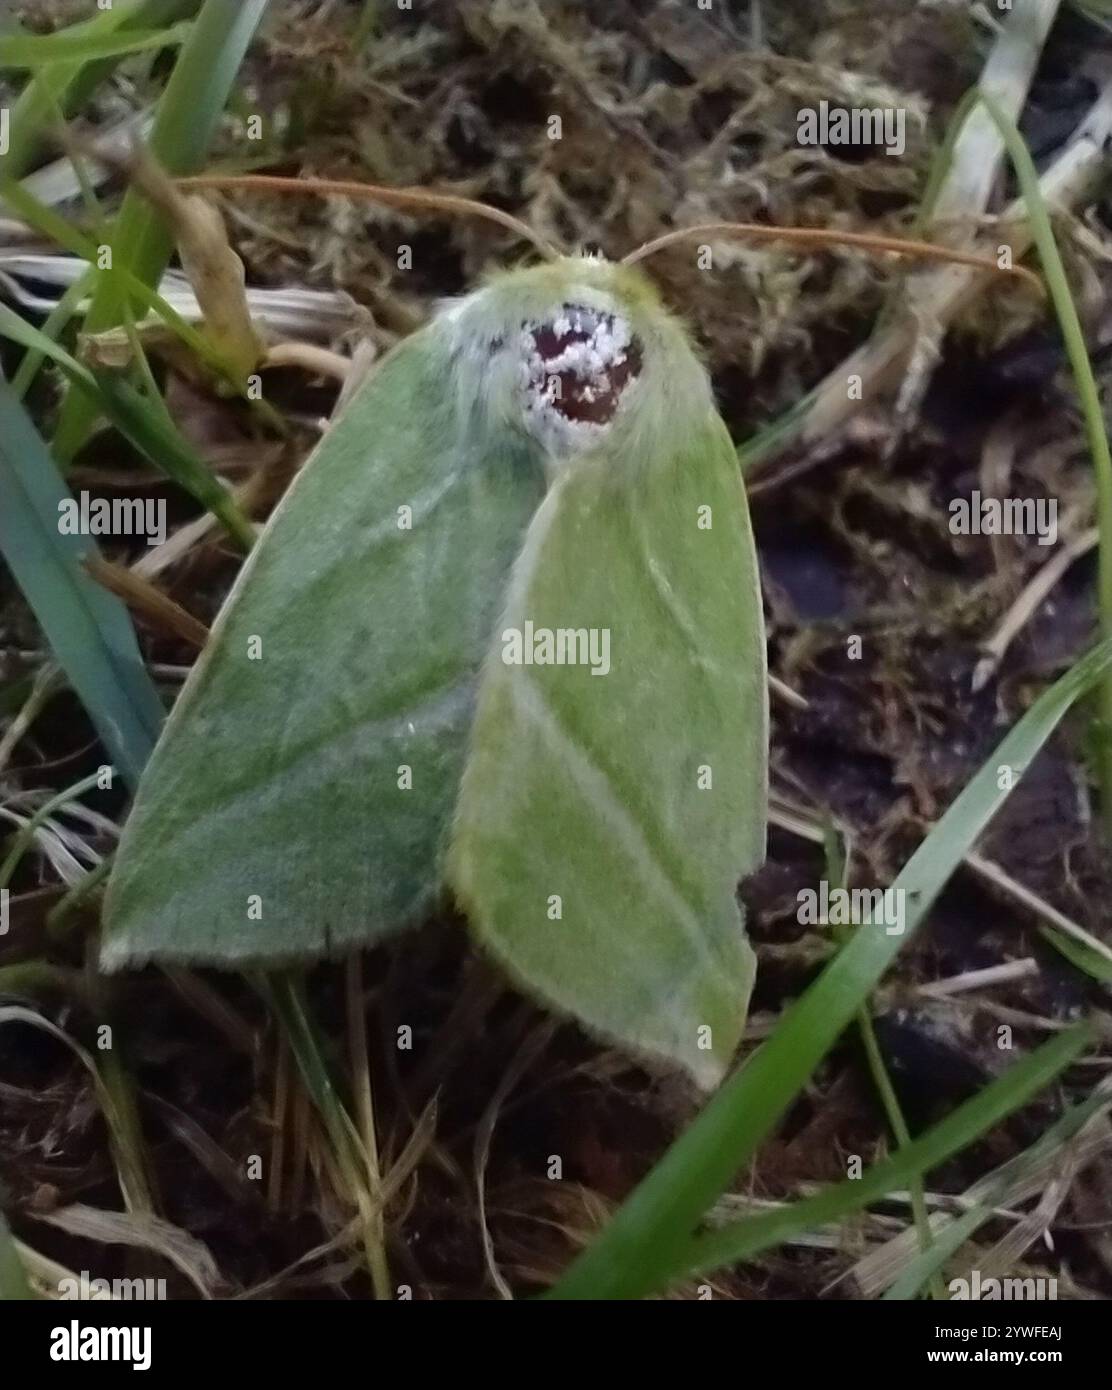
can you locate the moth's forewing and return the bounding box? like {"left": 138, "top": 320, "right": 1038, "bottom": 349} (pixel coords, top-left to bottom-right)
{"left": 102, "top": 324, "right": 546, "bottom": 968}
{"left": 448, "top": 264, "right": 768, "bottom": 1087}
{"left": 102, "top": 253, "right": 769, "bottom": 1086}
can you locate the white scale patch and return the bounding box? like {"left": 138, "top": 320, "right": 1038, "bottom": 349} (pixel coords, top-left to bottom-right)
{"left": 515, "top": 304, "right": 642, "bottom": 460}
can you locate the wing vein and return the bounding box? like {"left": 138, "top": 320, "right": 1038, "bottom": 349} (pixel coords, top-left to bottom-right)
{"left": 509, "top": 670, "right": 733, "bottom": 976}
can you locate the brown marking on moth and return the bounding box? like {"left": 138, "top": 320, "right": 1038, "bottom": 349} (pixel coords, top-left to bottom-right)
{"left": 523, "top": 304, "right": 643, "bottom": 426}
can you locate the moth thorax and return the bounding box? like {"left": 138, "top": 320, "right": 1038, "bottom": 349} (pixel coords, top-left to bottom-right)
{"left": 518, "top": 303, "right": 643, "bottom": 459}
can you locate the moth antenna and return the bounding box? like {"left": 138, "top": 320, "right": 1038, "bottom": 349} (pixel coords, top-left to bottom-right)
{"left": 176, "top": 173, "right": 561, "bottom": 262}
{"left": 622, "top": 221, "right": 1043, "bottom": 295}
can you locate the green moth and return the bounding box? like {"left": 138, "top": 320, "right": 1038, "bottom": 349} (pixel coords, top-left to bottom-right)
{"left": 102, "top": 255, "right": 768, "bottom": 1086}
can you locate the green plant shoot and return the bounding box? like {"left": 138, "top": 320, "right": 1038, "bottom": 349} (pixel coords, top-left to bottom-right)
{"left": 102, "top": 255, "right": 768, "bottom": 1086}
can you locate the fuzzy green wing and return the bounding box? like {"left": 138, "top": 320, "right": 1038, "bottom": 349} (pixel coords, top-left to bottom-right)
{"left": 102, "top": 326, "right": 546, "bottom": 968}
{"left": 448, "top": 418, "right": 767, "bottom": 1087}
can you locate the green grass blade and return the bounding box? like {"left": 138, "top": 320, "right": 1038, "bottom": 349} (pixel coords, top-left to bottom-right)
{"left": 0, "top": 304, "right": 254, "bottom": 551}
{"left": 1039, "top": 925, "right": 1112, "bottom": 984}
{"left": 737, "top": 386, "right": 819, "bottom": 474}
{"left": 977, "top": 91, "right": 1112, "bottom": 840}
{"left": 550, "top": 640, "right": 1112, "bottom": 1299}
{"left": 53, "top": 0, "right": 270, "bottom": 461}
{"left": 878, "top": 1077, "right": 1112, "bottom": 1300}
{"left": 0, "top": 23, "right": 192, "bottom": 67}
{"left": 0, "top": 177, "right": 261, "bottom": 391}
{"left": 882, "top": 1205, "right": 992, "bottom": 1302}
{"left": 10, "top": 268, "right": 94, "bottom": 399}
{"left": 0, "top": 1004, "right": 154, "bottom": 1213}
{"left": 0, "top": 771, "right": 103, "bottom": 890}
{"left": 910, "top": 87, "right": 981, "bottom": 237}
{"left": 678, "top": 1024, "right": 1090, "bottom": 1290}
{"left": 0, "top": 375, "right": 163, "bottom": 789}
{"left": 263, "top": 973, "right": 393, "bottom": 1298}
{"left": 0, "top": 1, "right": 202, "bottom": 181}
{"left": 821, "top": 824, "right": 940, "bottom": 1292}
{"left": 0, "top": 297, "right": 123, "bottom": 393}
{"left": 98, "top": 377, "right": 256, "bottom": 551}
{"left": 111, "top": 0, "right": 269, "bottom": 283}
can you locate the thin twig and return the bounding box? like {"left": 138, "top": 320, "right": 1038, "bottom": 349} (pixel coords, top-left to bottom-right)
{"left": 345, "top": 954, "right": 392, "bottom": 1300}
{"left": 972, "top": 527, "right": 1099, "bottom": 692}
{"left": 83, "top": 553, "right": 210, "bottom": 648}
{"left": 917, "top": 958, "right": 1040, "bottom": 998}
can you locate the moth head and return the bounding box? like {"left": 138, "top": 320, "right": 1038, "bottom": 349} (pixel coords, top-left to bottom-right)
{"left": 516, "top": 303, "right": 644, "bottom": 459}
{"left": 443, "top": 256, "right": 708, "bottom": 468}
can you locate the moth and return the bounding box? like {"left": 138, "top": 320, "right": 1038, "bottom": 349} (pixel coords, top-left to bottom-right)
{"left": 100, "top": 249, "right": 765, "bottom": 1086}
{"left": 100, "top": 188, "right": 1026, "bottom": 1086}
